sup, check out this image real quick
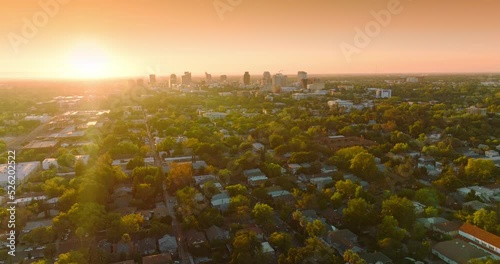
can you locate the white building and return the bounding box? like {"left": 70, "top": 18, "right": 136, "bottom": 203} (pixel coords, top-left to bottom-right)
{"left": 457, "top": 186, "right": 499, "bottom": 203}
{"left": 297, "top": 71, "right": 308, "bottom": 81}
{"left": 272, "top": 73, "right": 288, "bottom": 88}
{"left": 375, "top": 89, "right": 392, "bottom": 98}
{"left": 485, "top": 150, "right": 499, "bottom": 158}
{"left": 203, "top": 112, "right": 227, "bottom": 120}
{"left": 292, "top": 93, "right": 309, "bottom": 100}
{"left": 328, "top": 99, "right": 354, "bottom": 111}
{"left": 25, "top": 115, "right": 52, "bottom": 123}
{"left": 459, "top": 223, "right": 500, "bottom": 256}
{"left": 406, "top": 77, "right": 419, "bottom": 83}
{"left": 252, "top": 143, "right": 265, "bottom": 152}
{"left": 42, "top": 158, "right": 58, "bottom": 170}
{"left": 0, "top": 162, "right": 41, "bottom": 187}
{"left": 310, "top": 177, "right": 333, "bottom": 191}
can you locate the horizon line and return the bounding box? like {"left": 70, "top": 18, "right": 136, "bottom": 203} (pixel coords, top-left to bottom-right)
{"left": 0, "top": 71, "right": 499, "bottom": 82}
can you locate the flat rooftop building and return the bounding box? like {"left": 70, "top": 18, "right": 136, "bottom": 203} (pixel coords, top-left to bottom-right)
{"left": 0, "top": 161, "right": 41, "bottom": 187}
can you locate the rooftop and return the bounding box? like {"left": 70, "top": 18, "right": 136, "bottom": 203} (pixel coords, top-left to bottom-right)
{"left": 459, "top": 223, "right": 500, "bottom": 249}
{"left": 433, "top": 239, "right": 491, "bottom": 264}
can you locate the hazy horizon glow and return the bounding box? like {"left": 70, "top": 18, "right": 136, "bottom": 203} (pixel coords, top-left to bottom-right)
{"left": 1, "top": 0, "right": 499, "bottom": 80}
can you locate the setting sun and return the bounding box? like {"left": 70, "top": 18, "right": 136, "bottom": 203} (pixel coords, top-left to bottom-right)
{"left": 65, "top": 41, "right": 115, "bottom": 79}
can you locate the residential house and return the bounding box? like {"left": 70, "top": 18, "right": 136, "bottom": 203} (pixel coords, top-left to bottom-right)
{"left": 184, "top": 230, "right": 207, "bottom": 249}
{"left": 359, "top": 252, "right": 392, "bottom": 264}
{"left": 205, "top": 225, "right": 229, "bottom": 244}
{"left": 309, "top": 176, "right": 333, "bottom": 191}
{"left": 252, "top": 143, "right": 265, "bottom": 152}
{"left": 158, "top": 234, "right": 177, "bottom": 254}
{"left": 485, "top": 150, "right": 499, "bottom": 158}
{"left": 113, "top": 240, "right": 134, "bottom": 256}
{"left": 413, "top": 201, "right": 426, "bottom": 214}
{"left": 288, "top": 164, "right": 302, "bottom": 175}
{"left": 211, "top": 192, "right": 231, "bottom": 213}
{"left": 193, "top": 174, "right": 217, "bottom": 186}
{"left": 457, "top": 186, "right": 499, "bottom": 203}
{"left": 243, "top": 168, "right": 269, "bottom": 186}
{"left": 433, "top": 221, "right": 462, "bottom": 237}
{"left": 326, "top": 229, "right": 362, "bottom": 255}
{"left": 416, "top": 217, "right": 448, "bottom": 230}
{"left": 261, "top": 242, "right": 275, "bottom": 255}
{"left": 135, "top": 237, "right": 157, "bottom": 255}
{"left": 246, "top": 225, "right": 265, "bottom": 241}
{"left": 462, "top": 200, "right": 488, "bottom": 211}
{"left": 267, "top": 190, "right": 294, "bottom": 206}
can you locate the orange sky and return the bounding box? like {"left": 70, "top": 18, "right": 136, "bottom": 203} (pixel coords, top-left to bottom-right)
{"left": 1, "top": 0, "right": 499, "bottom": 79}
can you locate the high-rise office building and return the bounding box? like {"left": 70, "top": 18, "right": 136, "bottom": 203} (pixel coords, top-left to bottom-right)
{"left": 297, "top": 71, "right": 308, "bottom": 80}
{"left": 243, "top": 72, "right": 250, "bottom": 85}
{"left": 137, "top": 78, "right": 144, "bottom": 87}
{"left": 169, "top": 74, "right": 177, "bottom": 87}
{"left": 205, "top": 72, "right": 212, "bottom": 83}
{"left": 272, "top": 73, "right": 288, "bottom": 88}
{"left": 297, "top": 71, "right": 308, "bottom": 88}
{"left": 149, "top": 74, "right": 156, "bottom": 85}
{"left": 182, "top": 72, "right": 192, "bottom": 85}
{"left": 261, "top": 71, "right": 272, "bottom": 90}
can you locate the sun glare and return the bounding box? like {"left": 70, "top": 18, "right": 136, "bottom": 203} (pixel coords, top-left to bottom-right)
{"left": 66, "top": 42, "right": 115, "bottom": 79}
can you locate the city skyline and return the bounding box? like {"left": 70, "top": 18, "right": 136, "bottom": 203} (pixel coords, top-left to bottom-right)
{"left": 1, "top": 0, "right": 500, "bottom": 80}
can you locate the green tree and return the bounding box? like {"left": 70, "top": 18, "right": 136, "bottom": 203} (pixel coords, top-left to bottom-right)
{"left": 391, "top": 143, "right": 409, "bottom": 153}
{"left": 343, "top": 249, "right": 367, "bottom": 264}
{"left": 57, "top": 153, "right": 76, "bottom": 168}
{"left": 252, "top": 203, "right": 274, "bottom": 229}
{"left": 269, "top": 232, "right": 292, "bottom": 252}
{"left": 464, "top": 158, "right": 495, "bottom": 183}
{"left": 333, "top": 146, "right": 367, "bottom": 170}
{"left": 269, "top": 134, "right": 284, "bottom": 149}
{"left": 58, "top": 188, "right": 77, "bottom": 211}
{"left": 471, "top": 209, "right": 499, "bottom": 234}
{"left": 67, "top": 202, "right": 107, "bottom": 234}
{"left": 166, "top": 162, "right": 193, "bottom": 193}
{"left": 226, "top": 184, "right": 248, "bottom": 197}
{"left": 306, "top": 219, "right": 326, "bottom": 237}
{"left": 334, "top": 180, "right": 359, "bottom": 200}
{"left": 414, "top": 188, "right": 440, "bottom": 206}
{"left": 343, "top": 198, "right": 374, "bottom": 230}
{"left": 350, "top": 152, "right": 378, "bottom": 180}
{"left": 378, "top": 216, "right": 406, "bottom": 243}
{"left": 42, "top": 177, "right": 68, "bottom": 198}
{"left": 381, "top": 196, "right": 416, "bottom": 229}
{"left": 218, "top": 168, "right": 232, "bottom": 185}
{"left": 55, "top": 250, "right": 87, "bottom": 264}
{"left": 230, "top": 230, "right": 263, "bottom": 264}
{"left": 126, "top": 155, "right": 145, "bottom": 170}
{"left": 262, "top": 162, "right": 282, "bottom": 178}
{"left": 175, "top": 186, "right": 197, "bottom": 217}
{"left": 121, "top": 213, "right": 144, "bottom": 234}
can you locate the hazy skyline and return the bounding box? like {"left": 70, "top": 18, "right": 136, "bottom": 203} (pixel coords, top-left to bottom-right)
{"left": 1, "top": 0, "right": 500, "bottom": 79}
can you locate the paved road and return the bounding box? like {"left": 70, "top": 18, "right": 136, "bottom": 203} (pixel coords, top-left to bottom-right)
{"left": 143, "top": 111, "right": 191, "bottom": 264}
